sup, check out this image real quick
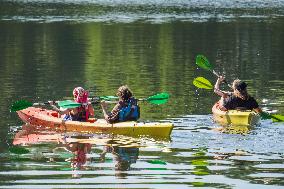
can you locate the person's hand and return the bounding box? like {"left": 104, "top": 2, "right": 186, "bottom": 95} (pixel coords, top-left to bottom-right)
{"left": 100, "top": 100, "right": 108, "bottom": 109}
{"left": 100, "top": 153, "right": 106, "bottom": 162}
{"left": 217, "top": 76, "right": 226, "bottom": 83}
{"left": 48, "top": 101, "right": 55, "bottom": 105}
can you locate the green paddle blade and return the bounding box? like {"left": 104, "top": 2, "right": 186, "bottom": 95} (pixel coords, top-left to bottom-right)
{"left": 193, "top": 77, "right": 213, "bottom": 89}
{"left": 10, "top": 100, "right": 33, "bottom": 112}
{"left": 57, "top": 100, "right": 81, "bottom": 109}
{"left": 196, "top": 55, "right": 213, "bottom": 71}
{"left": 260, "top": 112, "right": 271, "bottom": 120}
{"left": 147, "top": 159, "right": 167, "bottom": 165}
{"left": 9, "top": 146, "right": 30, "bottom": 154}
{"left": 271, "top": 114, "right": 284, "bottom": 122}
{"left": 260, "top": 112, "right": 284, "bottom": 122}
{"left": 99, "top": 96, "right": 118, "bottom": 100}
{"left": 146, "top": 93, "right": 170, "bottom": 105}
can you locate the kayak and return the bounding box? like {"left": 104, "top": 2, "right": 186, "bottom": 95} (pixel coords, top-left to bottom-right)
{"left": 17, "top": 107, "right": 174, "bottom": 137}
{"left": 212, "top": 102, "right": 260, "bottom": 126}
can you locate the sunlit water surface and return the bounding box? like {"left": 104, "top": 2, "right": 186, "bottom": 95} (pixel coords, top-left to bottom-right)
{"left": 0, "top": 0, "right": 284, "bottom": 188}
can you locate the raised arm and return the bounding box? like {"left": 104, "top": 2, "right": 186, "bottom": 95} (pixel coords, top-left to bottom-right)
{"left": 214, "top": 76, "right": 230, "bottom": 98}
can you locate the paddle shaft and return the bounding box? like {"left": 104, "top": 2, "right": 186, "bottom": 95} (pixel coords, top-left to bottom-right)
{"left": 33, "top": 102, "right": 51, "bottom": 106}
{"left": 103, "top": 98, "right": 157, "bottom": 104}
{"left": 211, "top": 69, "right": 232, "bottom": 88}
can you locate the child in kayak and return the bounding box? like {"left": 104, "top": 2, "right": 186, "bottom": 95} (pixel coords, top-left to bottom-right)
{"left": 100, "top": 85, "right": 140, "bottom": 123}
{"left": 49, "top": 87, "right": 95, "bottom": 121}
{"left": 214, "top": 76, "right": 262, "bottom": 112}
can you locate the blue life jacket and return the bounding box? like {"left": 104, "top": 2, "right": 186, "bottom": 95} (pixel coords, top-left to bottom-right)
{"left": 118, "top": 98, "right": 140, "bottom": 122}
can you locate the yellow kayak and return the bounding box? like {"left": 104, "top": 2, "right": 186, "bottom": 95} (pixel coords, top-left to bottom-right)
{"left": 17, "top": 107, "right": 174, "bottom": 137}
{"left": 212, "top": 102, "right": 260, "bottom": 126}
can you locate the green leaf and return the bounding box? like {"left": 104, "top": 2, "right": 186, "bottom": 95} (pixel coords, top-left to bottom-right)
{"left": 193, "top": 77, "right": 213, "bottom": 89}
{"left": 10, "top": 100, "right": 33, "bottom": 112}
{"left": 196, "top": 55, "right": 213, "bottom": 71}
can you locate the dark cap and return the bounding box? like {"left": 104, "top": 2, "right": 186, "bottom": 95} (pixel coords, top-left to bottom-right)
{"left": 235, "top": 81, "right": 247, "bottom": 91}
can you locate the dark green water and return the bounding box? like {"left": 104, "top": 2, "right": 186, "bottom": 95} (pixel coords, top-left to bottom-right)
{"left": 0, "top": 1, "right": 284, "bottom": 188}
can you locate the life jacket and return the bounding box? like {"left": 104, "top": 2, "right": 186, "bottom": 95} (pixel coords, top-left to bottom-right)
{"left": 118, "top": 98, "right": 140, "bottom": 122}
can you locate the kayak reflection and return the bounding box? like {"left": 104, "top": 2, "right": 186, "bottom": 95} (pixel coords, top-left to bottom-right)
{"left": 11, "top": 124, "right": 167, "bottom": 172}
{"left": 212, "top": 124, "right": 254, "bottom": 135}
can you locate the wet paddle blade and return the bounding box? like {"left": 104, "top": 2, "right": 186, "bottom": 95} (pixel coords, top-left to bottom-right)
{"left": 196, "top": 55, "right": 213, "bottom": 71}
{"left": 271, "top": 114, "right": 284, "bottom": 122}
{"left": 193, "top": 77, "right": 213, "bottom": 89}
{"left": 10, "top": 100, "right": 33, "bottom": 112}
{"left": 146, "top": 93, "right": 170, "bottom": 105}
{"left": 260, "top": 112, "right": 284, "bottom": 122}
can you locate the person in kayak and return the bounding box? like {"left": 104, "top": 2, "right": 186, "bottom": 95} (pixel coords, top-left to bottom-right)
{"left": 49, "top": 87, "right": 95, "bottom": 121}
{"left": 100, "top": 85, "right": 140, "bottom": 123}
{"left": 214, "top": 76, "right": 262, "bottom": 112}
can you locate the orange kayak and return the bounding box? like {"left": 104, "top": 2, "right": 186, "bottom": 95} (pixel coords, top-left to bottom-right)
{"left": 212, "top": 102, "right": 260, "bottom": 126}
{"left": 17, "top": 107, "right": 174, "bottom": 137}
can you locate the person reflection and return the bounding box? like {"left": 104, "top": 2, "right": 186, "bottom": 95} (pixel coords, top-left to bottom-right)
{"left": 65, "top": 142, "right": 92, "bottom": 170}
{"left": 13, "top": 125, "right": 92, "bottom": 173}
{"left": 100, "top": 145, "right": 139, "bottom": 171}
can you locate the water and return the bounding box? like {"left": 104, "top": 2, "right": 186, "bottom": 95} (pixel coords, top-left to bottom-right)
{"left": 0, "top": 0, "right": 284, "bottom": 188}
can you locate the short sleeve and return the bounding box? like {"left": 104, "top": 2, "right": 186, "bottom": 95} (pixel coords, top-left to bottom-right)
{"left": 249, "top": 97, "right": 259, "bottom": 109}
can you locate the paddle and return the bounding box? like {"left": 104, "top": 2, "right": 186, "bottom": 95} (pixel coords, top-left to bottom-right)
{"left": 139, "top": 92, "right": 170, "bottom": 105}
{"left": 193, "top": 77, "right": 213, "bottom": 89}
{"left": 196, "top": 55, "right": 231, "bottom": 88}
{"left": 104, "top": 93, "right": 170, "bottom": 105}
{"left": 63, "top": 96, "right": 118, "bottom": 102}
{"left": 11, "top": 93, "right": 170, "bottom": 112}
{"left": 10, "top": 100, "right": 82, "bottom": 112}
{"left": 193, "top": 77, "right": 284, "bottom": 122}
{"left": 10, "top": 96, "right": 119, "bottom": 112}
{"left": 10, "top": 100, "right": 50, "bottom": 112}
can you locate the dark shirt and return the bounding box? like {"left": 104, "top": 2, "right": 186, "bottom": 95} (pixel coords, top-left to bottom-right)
{"left": 223, "top": 95, "right": 259, "bottom": 110}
